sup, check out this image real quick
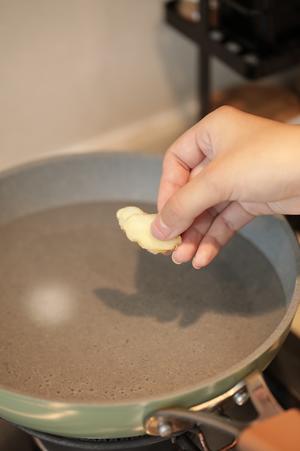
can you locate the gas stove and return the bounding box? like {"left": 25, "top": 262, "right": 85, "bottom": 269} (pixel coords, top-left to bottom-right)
{"left": 0, "top": 422, "right": 239, "bottom": 450}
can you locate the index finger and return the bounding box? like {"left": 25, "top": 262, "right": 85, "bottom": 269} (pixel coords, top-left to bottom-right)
{"left": 157, "top": 122, "right": 209, "bottom": 211}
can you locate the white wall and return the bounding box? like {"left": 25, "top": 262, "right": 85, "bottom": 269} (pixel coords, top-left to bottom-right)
{"left": 0, "top": 0, "right": 239, "bottom": 169}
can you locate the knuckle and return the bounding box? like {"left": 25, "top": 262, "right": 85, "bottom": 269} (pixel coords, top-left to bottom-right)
{"left": 162, "top": 152, "right": 172, "bottom": 172}
{"left": 215, "top": 105, "right": 237, "bottom": 118}
{"left": 218, "top": 213, "right": 236, "bottom": 235}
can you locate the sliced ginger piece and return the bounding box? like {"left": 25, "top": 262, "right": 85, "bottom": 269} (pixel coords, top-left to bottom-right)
{"left": 116, "top": 206, "right": 143, "bottom": 228}
{"left": 116, "top": 206, "right": 181, "bottom": 254}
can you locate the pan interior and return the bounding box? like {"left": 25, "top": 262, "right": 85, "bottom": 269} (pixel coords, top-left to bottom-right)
{"left": 0, "top": 201, "right": 286, "bottom": 403}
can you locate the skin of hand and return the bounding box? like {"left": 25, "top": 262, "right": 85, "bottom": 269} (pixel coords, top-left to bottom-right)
{"left": 151, "top": 106, "right": 300, "bottom": 269}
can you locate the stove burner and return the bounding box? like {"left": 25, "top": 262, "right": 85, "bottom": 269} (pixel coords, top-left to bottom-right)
{"left": 26, "top": 430, "right": 236, "bottom": 451}
{"left": 25, "top": 428, "right": 178, "bottom": 451}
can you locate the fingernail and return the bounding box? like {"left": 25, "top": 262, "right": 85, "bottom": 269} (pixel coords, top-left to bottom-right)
{"left": 193, "top": 249, "right": 211, "bottom": 269}
{"left": 192, "top": 260, "right": 202, "bottom": 270}
{"left": 172, "top": 254, "right": 182, "bottom": 265}
{"left": 151, "top": 216, "right": 172, "bottom": 240}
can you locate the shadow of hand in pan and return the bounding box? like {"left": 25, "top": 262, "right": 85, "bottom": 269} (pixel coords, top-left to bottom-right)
{"left": 94, "top": 235, "right": 286, "bottom": 328}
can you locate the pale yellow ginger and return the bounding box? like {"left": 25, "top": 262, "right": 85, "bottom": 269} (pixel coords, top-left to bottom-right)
{"left": 116, "top": 206, "right": 181, "bottom": 254}
{"left": 117, "top": 206, "right": 143, "bottom": 229}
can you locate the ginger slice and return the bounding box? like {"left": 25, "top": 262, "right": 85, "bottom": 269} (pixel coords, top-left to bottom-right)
{"left": 116, "top": 206, "right": 181, "bottom": 254}
{"left": 117, "top": 206, "right": 143, "bottom": 228}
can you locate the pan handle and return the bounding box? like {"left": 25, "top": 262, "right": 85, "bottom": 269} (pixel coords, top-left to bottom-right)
{"left": 144, "top": 372, "right": 294, "bottom": 450}
{"left": 244, "top": 371, "right": 283, "bottom": 420}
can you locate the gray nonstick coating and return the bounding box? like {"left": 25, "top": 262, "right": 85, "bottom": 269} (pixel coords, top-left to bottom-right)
{"left": 0, "top": 153, "right": 298, "bottom": 406}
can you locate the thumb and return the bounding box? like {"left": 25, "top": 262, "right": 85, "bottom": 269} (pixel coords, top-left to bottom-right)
{"left": 151, "top": 165, "right": 228, "bottom": 240}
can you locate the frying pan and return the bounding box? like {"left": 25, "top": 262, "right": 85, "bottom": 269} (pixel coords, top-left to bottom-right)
{"left": 0, "top": 152, "right": 299, "bottom": 440}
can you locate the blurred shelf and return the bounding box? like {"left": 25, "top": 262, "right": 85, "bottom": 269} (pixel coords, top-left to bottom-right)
{"left": 165, "top": 0, "right": 202, "bottom": 42}
{"left": 165, "top": 1, "right": 300, "bottom": 80}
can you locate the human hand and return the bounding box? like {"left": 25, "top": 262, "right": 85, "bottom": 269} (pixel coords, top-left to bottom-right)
{"left": 151, "top": 106, "right": 300, "bottom": 269}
